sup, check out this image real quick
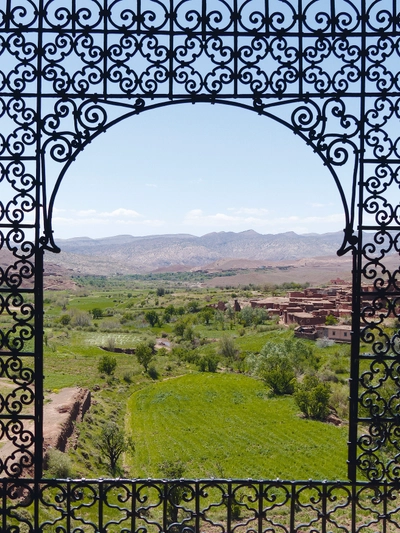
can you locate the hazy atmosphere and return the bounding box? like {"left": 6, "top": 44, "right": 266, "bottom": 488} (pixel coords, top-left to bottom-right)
{"left": 52, "top": 104, "right": 345, "bottom": 239}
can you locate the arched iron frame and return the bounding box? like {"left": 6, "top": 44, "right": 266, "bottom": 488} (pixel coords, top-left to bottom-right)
{"left": 0, "top": 0, "right": 400, "bottom": 530}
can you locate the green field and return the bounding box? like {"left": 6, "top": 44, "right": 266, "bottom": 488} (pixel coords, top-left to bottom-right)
{"left": 34, "top": 275, "right": 359, "bottom": 479}
{"left": 127, "top": 373, "right": 348, "bottom": 480}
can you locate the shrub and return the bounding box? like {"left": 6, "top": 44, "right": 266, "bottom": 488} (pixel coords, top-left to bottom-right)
{"left": 198, "top": 354, "right": 219, "bottom": 373}
{"left": 105, "top": 337, "right": 116, "bottom": 351}
{"left": 145, "top": 310, "right": 160, "bottom": 327}
{"left": 123, "top": 371, "right": 133, "bottom": 383}
{"left": 98, "top": 354, "right": 117, "bottom": 375}
{"left": 325, "top": 314, "right": 338, "bottom": 325}
{"left": 294, "top": 375, "right": 331, "bottom": 421}
{"left": 70, "top": 309, "right": 92, "bottom": 327}
{"left": 58, "top": 314, "right": 71, "bottom": 326}
{"left": 247, "top": 344, "right": 296, "bottom": 395}
{"left": 91, "top": 308, "right": 103, "bottom": 319}
{"left": 45, "top": 449, "right": 73, "bottom": 478}
{"left": 148, "top": 365, "right": 159, "bottom": 380}
{"left": 330, "top": 383, "right": 349, "bottom": 420}
{"left": 218, "top": 335, "right": 240, "bottom": 363}
{"left": 99, "top": 319, "right": 121, "bottom": 331}
{"left": 316, "top": 337, "right": 335, "bottom": 348}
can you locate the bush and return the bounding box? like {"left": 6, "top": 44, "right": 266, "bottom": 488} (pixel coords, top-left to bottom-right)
{"left": 123, "top": 371, "right": 133, "bottom": 383}
{"left": 218, "top": 335, "right": 240, "bottom": 363}
{"left": 294, "top": 375, "right": 331, "bottom": 421}
{"left": 148, "top": 365, "right": 159, "bottom": 380}
{"left": 198, "top": 354, "right": 219, "bottom": 372}
{"left": 247, "top": 345, "right": 296, "bottom": 395}
{"left": 330, "top": 383, "right": 349, "bottom": 420}
{"left": 45, "top": 449, "right": 73, "bottom": 478}
{"left": 325, "top": 314, "right": 338, "bottom": 325}
{"left": 145, "top": 310, "right": 160, "bottom": 327}
{"left": 316, "top": 337, "right": 335, "bottom": 348}
{"left": 105, "top": 337, "right": 116, "bottom": 351}
{"left": 98, "top": 354, "right": 117, "bottom": 375}
{"left": 70, "top": 309, "right": 92, "bottom": 327}
{"left": 99, "top": 319, "right": 121, "bottom": 331}
{"left": 58, "top": 314, "right": 71, "bottom": 326}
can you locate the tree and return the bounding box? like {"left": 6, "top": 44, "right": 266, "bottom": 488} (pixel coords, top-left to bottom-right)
{"left": 252, "top": 307, "right": 269, "bottom": 325}
{"left": 145, "top": 310, "right": 160, "bottom": 327}
{"left": 218, "top": 335, "right": 240, "bottom": 363}
{"left": 135, "top": 342, "right": 154, "bottom": 372}
{"left": 248, "top": 342, "right": 295, "bottom": 395}
{"left": 70, "top": 309, "right": 92, "bottom": 327}
{"left": 98, "top": 422, "right": 133, "bottom": 476}
{"left": 281, "top": 338, "right": 317, "bottom": 375}
{"left": 215, "top": 310, "right": 226, "bottom": 330}
{"left": 200, "top": 307, "right": 215, "bottom": 325}
{"left": 239, "top": 306, "right": 254, "bottom": 327}
{"left": 186, "top": 301, "right": 200, "bottom": 313}
{"left": 58, "top": 314, "right": 71, "bottom": 326}
{"left": 159, "top": 460, "right": 186, "bottom": 524}
{"left": 156, "top": 287, "right": 165, "bottom": 297}
{"left": 163, "top": 304, "right": 176, "bottom": 323}
{"left": 325, "top": 314, "right": 338, "bottom": 325}
{"left": 250, "top": 339, "right": 316, "bottom": 395}
{"left": 199, "top": 353, "right": 219, "bottom": 372}
{"left": 91, "top": 307, "right": 103, "bottom": 319}
{"left": 98, "top": 354, "right": 117, "bottom": 375}
{"left": 294, "top": 375, "right": 331, "bottom": 420}
{"left": 173, "top": 317, "right": 194, "bottom": 338}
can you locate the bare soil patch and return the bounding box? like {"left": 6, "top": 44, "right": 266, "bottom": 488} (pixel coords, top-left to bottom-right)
{"left": 0, "top": 387, "right": 90, "bottom": 475}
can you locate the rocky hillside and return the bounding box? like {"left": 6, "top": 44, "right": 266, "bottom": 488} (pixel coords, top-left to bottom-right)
{"left": 47, "top": 230, "right": 351, "bottom": 275}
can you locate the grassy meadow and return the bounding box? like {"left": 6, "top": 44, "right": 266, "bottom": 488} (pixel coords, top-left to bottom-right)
{"left": 127, "top": 373, "right": 348, "bottom": 480}
{"left": 37, "top": 273, "right": 357, "bottom": 480}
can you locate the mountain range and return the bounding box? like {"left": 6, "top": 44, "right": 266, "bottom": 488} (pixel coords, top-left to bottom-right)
{"left": 47, "top": 230, "right": 352, "bottom": 276}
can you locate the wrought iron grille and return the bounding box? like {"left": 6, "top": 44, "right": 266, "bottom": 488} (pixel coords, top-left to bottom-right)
{"left": 2, "top": 478, "right": 400, "bottom": 533}
{"left": 0, "top": 0, "right": 400, "bottom": 529}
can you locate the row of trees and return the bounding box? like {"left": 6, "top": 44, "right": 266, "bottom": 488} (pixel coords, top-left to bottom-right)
{"left": 145, "top": 305, "right": 272, "bottom": 330}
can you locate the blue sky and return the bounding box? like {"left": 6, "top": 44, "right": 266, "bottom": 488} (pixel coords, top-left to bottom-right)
{"left": 51, "top": 103, "right": 346, "bottom": 239}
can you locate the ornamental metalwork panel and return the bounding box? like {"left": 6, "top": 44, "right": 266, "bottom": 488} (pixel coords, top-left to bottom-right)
{"left": 2, "top": 478, "right": 400, "bottom": 533}
{"left": 0, "top": 0, "right": 399, "bottom": 496}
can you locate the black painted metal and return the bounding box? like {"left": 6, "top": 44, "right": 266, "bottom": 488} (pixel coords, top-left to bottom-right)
{"left": 0, "top": 0, "right": 399, "bottom": 528}
{"left": 1, "top": 478, "right": 400, "bottom": 532}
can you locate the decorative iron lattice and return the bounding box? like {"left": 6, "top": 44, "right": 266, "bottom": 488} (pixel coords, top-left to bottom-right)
{"left": 0, "top": 0, "right": 399, "bottom": 507}
{"left": 3, "top": 478, "right": 400, "bottom": 533}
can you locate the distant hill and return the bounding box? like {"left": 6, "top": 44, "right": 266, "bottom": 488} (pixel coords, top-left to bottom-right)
{"left": 46, "top": 230, "right": 353, "bottom": 276}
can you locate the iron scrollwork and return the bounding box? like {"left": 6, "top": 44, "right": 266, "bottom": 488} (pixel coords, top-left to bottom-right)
{"left": 0, "top": 0, "right": 399, "bottom": 521}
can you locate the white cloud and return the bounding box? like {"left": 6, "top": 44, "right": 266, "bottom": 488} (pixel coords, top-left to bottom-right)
{"left": 52, "top": 207, "right": 164, "bottom": 236}
{"left": 98, "top": 208, "right": 141, "bottom": 219}
{"left": 183, "top": 209, "right": 345, "bottom": 234}
{"left": 146, "top": 183, "right": 158, "bottom": 188}
{"left": 77, "top": 209, "right": 97, "bottom": 217}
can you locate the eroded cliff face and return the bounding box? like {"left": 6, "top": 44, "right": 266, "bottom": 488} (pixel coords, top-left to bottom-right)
{"left": 0, "top": 387, "right": 91, "bottom": 479}
{"left": 43, "top": 387, "right": 91, "bottom": 454}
